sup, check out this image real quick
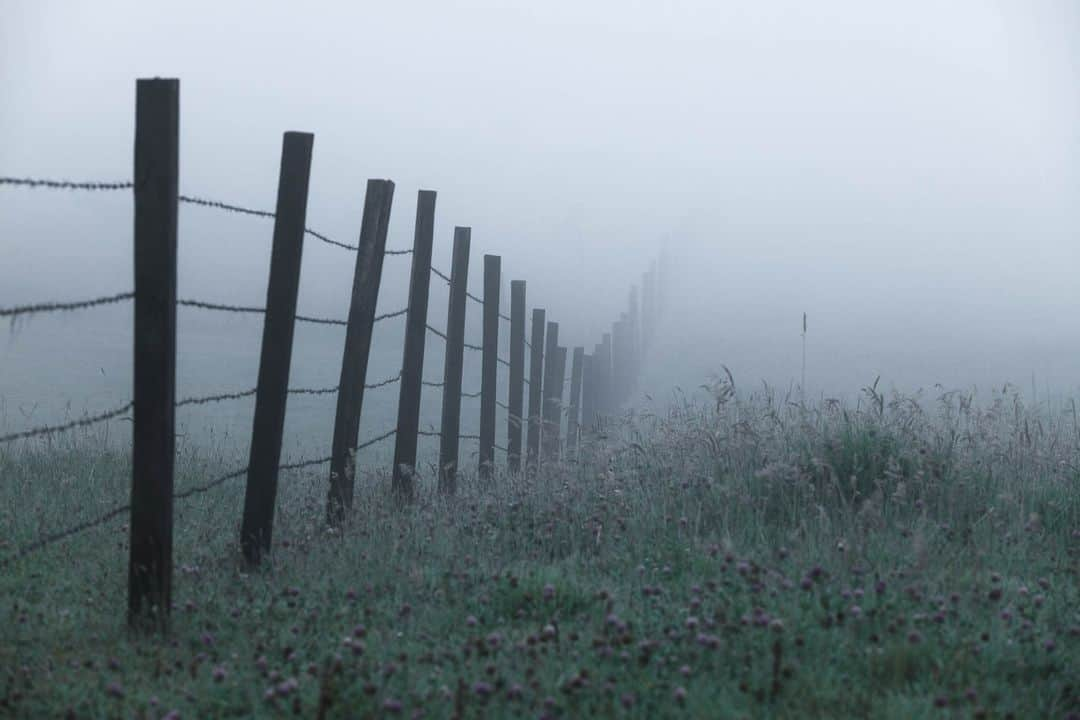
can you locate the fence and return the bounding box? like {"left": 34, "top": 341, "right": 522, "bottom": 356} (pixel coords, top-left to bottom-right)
{"left": 0, "top": 78, "right": 668, "bottom": 628}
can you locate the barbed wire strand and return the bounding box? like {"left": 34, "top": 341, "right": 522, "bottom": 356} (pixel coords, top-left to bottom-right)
{"left": 176, "top": 388, "right": 257, "bottom": 408}
{"left": 10, "top": 427, "right": 400, "bottom": 560}
{"left": 1, "top": 292, "right": 134, "bottom": 319}
{"left": 288, "top": 386, "right": 338, "bottom": 396}
{"left": 178, "top": 299, "right": 263, "bottom": 315}
{"left": 0, "top": 403, "right": 134, "bottom": 445}
{"left": 356, "top": 427, "right": 398, "bottom": 450}
{"left": 365, "top": 372, "right": 402, "bottom": 390}
{"left": 0, "top": 177, "right": 133, "bottom": 191}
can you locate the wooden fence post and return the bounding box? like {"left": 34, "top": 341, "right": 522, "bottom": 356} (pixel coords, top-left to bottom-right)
{"left": 526, "top": 309, "right": 545, "bottom": 470}
{"left": 240, "top": 131, "right": 313, "bottom": 564}
{"left": 326, "top": 179, "right": 395, "bottom": 525}
{"left": 566, "top": 346, "right": 584, "bottom": 457}
{"left": 391, "top": 190, "right": 436, "bottom": 502}
{"left": 479, "top": 255, "right": 501, "bottom": 478}
{"left": 642, "top": 266, "right": 655, "bottom": 354}
{"left": 611, "top": 318, "right": 627, "bottom": 407}
{"left": 545, "top": 346, "right": 568, "bottom": 461}
{"left": 438, "top": 227, "right": 471, "bottom": 493}
{"left": 598, "top": 332, "right": 612, "bottom": 420}
{"left": 129, "top": 77, "right": 179, "bottom": 627}
{"left": 541, "top": 322, "right": 561, "bottom": 461}
{"left": 629, "top": 285, "right": 640, "bottom": 391}
{"left": 580, "top": 352, "right": 596, "bottom": 434}
{"left": 507, "top": 280, "right": 526, "bottom": 472}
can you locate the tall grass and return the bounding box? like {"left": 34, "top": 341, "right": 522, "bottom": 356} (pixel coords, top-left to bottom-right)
{"left": 1, "top": 381, "right": 1077, "bottom": 718}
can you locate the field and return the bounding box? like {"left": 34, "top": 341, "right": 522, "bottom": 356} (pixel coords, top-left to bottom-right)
{"left": 2, "top": 379, "right": 1078, "bottom": 719}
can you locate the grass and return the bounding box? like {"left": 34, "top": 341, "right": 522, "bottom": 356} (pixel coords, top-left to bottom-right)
{"left": 1, "top": 378, "right": 1078, "bottom": 719}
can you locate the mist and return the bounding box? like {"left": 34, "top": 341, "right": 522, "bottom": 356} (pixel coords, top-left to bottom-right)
{"left": 2, "top": 0, "right": 1078, "bottom": 436}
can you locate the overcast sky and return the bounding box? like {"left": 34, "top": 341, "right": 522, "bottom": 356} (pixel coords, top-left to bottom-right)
{"left": 2, "top": 0, "right": 1078, "bottom": 412}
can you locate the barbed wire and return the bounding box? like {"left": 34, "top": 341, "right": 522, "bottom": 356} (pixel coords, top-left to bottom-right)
{"left": 12, "top": 504, "right": 130, "bottom": 559}
{"left": 373, "top": 307, "right": 409, "bottom": 323}
{"left": 177, "top": 194, "right": 361, "bottom": 252}
{"left": 430, "top": 265, "right": 485, "bottom": 304}
{"left": 178, "top": 299, "right": 264, "bottom": 315}
{"left": 460, "top": 433, "right": 481, "bottom": 441}
{"left": 288, "top": 385, "right": 338, "bottom": 396}
{"left": 496, "top": 400, "right": 510, "bottom": 410}
{"left": 365, "top": 372, "right": 402, "bottom": 390}
{"left": 176, "top": 388, "right": 257, "bottom": 408}
{"left": 0, "top": 176, "right": 133, "bottom": 191}
{"left": 0, "top": 402, "right": 134, "bottom": 445}
{"left": 461, "top": 389, "right": 481, "bottom": 399}
{"left": 1, "top": 292, "right": 134, "bottom": 319}
{"left": 498, "top": 356, "right": 510, "bottom": 368}
{"left": 356, "top": 427, "right": 398, "bottom": 450}
{"left": 0, "top": 180, "right": 428, "bottom": 259}
{"left": 417, "top": 429, "right": 440, "bottom": 437}
{"left": 173, "top": 465, "right": 249, "bottom": 500}
{"left": 426, "top": 324, "right": 448, "bottom": 341}
{"left": 294, "top": 313, "right": 347, "bottom": 327}
{"left": 499, "top": 313, "right": 511, "bottom": 323}
{"left": 422, "top": 380, "right": 445, "bottom": 388}
{"left": 302, "top": 228, "right": 357, "bottom": 251}
{"left": 493, "top": 443, "right": 508, "bottom": 453}
{"left": 10, "top": 427, "right": 401, "bottom": 560}
{"left": 180, "top": 299, "right": 406, "bottom": 328}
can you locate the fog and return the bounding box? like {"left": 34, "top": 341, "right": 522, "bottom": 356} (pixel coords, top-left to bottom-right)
{"left": 2, "top": 0, "right": 1078, "bottom": 439}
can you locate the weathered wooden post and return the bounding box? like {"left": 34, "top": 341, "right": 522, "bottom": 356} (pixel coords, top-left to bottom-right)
{"left": 129, "top": 77, "right": 179, "bottom": 627}
{"left": 545, "top": 346, "right": 568, "bottom": 461}
{"left": 628, "top": 285, "right": 640, "bottom": 390}
{"left": 566, "top": 346, "right": 584, "bottom": 456}
{"left": 541, "top": 322, "right": 561, "bottom": 461}
{"left": 598, "top": 332, "right": 612, "bottom": 420}
{"left": 240, "top": 131, "right": 313, "bottom": 564}
{"left": 479, "top": 255, "right": 500, "bottom": 478}
{"left": 438, "top": 228, "right": 471, "bottom": 493}
{"left": 611, "top": 318, "right": 627, "bottom": 406}
{"left": 391, "top": 190, "right": 436, "bottom": 502}
{"left": 326, "top": 179, "right": 395, "bottom": 525}
{"left": 525, "top": 309, "right": 545, "bottom": 469}
{"left": 642, "top": 265, "right": 655, "bottom": 353}
{"left": 507, "top": 280, "right": 526, "bottom": 472}
{"left": 580, "top": 352, "right": 596, "bottom": 435}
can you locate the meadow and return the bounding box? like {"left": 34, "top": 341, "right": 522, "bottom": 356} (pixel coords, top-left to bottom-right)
{"left": 1, "top": 377, "right": 1077, "bottom": 719}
